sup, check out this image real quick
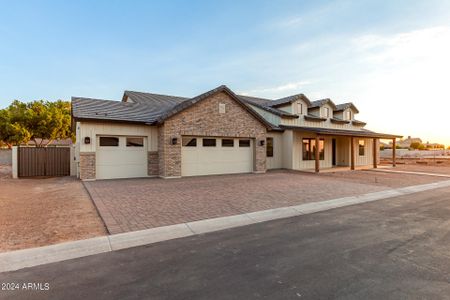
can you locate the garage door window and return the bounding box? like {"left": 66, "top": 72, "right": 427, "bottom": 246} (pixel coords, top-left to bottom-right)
{"left": 222, "top": 139, "right": 234, "bottom": 147}
{"left": 126, "top": 137, "right": 144, "bottom": 147}
{"left": 182, "top": 137, "right": 197, "bottom": 147}
{"left": 203, "top": 139, "right": 216, "bottom": 147}
{"left": 239, "top": 139, "right": 250, "bottom": 147}
{"left": 99, "top": 137, "right": 119, "bottom": 147}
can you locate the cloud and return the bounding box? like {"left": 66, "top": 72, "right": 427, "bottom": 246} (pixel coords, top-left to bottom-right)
{"left": 344, "top": 26, "right": 450, "bottom": 145}
{"left": 239, "top": 81, "right": 311, "bottom": 97}
{"left": 277, "top": 16, "right": 303, "bottom": 28}
{"left": 352, "top": 26, "right": 450, "bottom": 66}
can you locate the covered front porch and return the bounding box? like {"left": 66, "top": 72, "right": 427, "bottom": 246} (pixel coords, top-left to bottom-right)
{"left": 280, "top": 126, "right": 402, "bottom": 173}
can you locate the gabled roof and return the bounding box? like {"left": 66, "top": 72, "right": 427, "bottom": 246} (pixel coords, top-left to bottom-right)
{"left": 156, "top": 85, "right": 278, "bottom": 130}
{"left": 335, "top": 102, "right": 359, "bottom": 114}
{"left": 239, "top": 95, "right": 298, "bottom": 118}
{"left": 310, "top": 98, "right": 337, "bottom": 110}
{"left": 268, "top": 93, "right": 312, "bottom": 108}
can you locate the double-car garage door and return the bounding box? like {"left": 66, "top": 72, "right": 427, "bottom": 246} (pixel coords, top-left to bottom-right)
{"left": 181, "top": 137, "right": 254, "bottom": 176}
{"left": 95, "top": 135, "right": 254, "bottom": 179}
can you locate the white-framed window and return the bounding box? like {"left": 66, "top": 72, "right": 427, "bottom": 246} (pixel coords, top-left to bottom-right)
{"left": 266, "top": 137, "right": 274, "bottom": 157}
{"left": 347, "top": 110, "right": 352, "bottom": 120}
{"left": 359, "top": 139, "right": 365, "bottom": 156}
{"left": 297, "top": 102, "right": 303, "bottom": 115}
{"left": 324, "top": 107, "right": 330, "bottom": 118}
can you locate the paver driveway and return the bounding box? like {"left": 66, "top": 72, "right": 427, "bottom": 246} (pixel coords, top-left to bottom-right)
{"left": 83, "top": 170, "right": 446, "bottom": 234}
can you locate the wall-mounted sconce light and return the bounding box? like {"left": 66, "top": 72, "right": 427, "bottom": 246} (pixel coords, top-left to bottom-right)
{"left": 171, "top": 137, "right": 178, "bottom": 145}
{"left": 260, "top": 140, "right": 265, "bottom": 146}
{"left": 84, "top": 137, "right": 91, "bottom": 144}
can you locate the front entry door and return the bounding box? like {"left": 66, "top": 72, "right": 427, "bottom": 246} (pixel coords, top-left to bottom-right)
{"left": 332, "top": 139, "right": 336, "bottom": 166}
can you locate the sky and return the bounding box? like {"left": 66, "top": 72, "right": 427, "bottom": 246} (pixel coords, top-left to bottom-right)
{"left": 1, "top": 0, "right": 450, "bottom": 144}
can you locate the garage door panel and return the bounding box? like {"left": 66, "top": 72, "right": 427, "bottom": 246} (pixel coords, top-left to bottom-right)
{"left": 96, "top": 136, "right": 148, "bottom": 180}
{"left": 181, "top": 137, "right": 253, "bottom": 177}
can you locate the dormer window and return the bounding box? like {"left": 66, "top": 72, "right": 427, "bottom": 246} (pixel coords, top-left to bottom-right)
{"left": 324, "top": 107, "right": 330, "bottom": 118}
{"left": 297, "top": 102, "right": 304, "bottom": 115}
{"left": 347, "top": 110, "right": 352, "bottom": 120}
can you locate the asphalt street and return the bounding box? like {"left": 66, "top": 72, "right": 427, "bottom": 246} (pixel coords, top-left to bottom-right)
{"left": 1, "top": 186, "right": 449, "bottom": 300}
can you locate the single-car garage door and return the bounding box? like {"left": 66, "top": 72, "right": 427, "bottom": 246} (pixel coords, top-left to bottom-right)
{"left": 181, "top": 137, "right": 254, "bottom": 176}
{"left": 96, "top": 136, "right": 147, "bottom": 179}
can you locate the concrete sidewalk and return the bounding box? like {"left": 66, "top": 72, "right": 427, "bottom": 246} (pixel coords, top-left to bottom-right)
{"left": 2, "top": 178, "right": 450, "bottom": 273}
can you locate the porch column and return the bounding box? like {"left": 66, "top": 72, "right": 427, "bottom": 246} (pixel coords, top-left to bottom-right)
{"left": 350, "top": 136, "right": 355, "bottom": 170}
{"left": 392, "top": 138, "right": 396, "bottom": 167}
{"left": 315, "top": 135, "right": 320, "bottom": 173}
{"left": 373, "top": 138, "right": 377, "bottom": 169}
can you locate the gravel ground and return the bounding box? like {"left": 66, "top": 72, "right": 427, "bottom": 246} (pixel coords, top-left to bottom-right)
{"left": 317, "top": 168, "right": 449, "bottom": 187}
{"left": 0, "top": 164, "right": 11, "bottom": 179}
{"left": 380, "top": 158, "right": 450, "bottom": 175}
{"left": 0, "top": 173, "right": 106, "bottom": 252}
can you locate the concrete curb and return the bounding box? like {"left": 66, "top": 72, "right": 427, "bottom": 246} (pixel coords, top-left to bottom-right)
{"left": 2, "top": 179, "right": 450, "bottom": 273}
{"left": 371, "top": 168, "right": 450, "bottom": 178}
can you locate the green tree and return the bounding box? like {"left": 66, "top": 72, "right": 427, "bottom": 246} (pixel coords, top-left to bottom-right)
{"left": 410, "top": 142, "right": 422, "bottom": 150}
{"left": 0, "top": 99, "right": 72, "bottom": 147}
{"left": 22, "top": 100, "right": 72, "bottom": 146}
{"left": 0, "top": 105, "right": 31, "bottom": 148}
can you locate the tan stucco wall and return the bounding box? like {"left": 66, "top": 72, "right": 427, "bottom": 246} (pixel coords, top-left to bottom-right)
{"left": 266, "top": 132, "right": 283, "bottom": 169}
{"left": 77, "top": 122, "right": 158, "bottom": 153}
{"left": 75, "top": 121, "right": 158, "bottom": 179}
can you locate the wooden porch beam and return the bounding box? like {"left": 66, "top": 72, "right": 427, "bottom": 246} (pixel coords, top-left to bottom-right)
{"left": 315, "top": 135, "right": 320, "bottom": 173}
{"left": 350, "top": 136, "right": 355, "bottom": 170}
{"left": 373, "top": 138, "right": 377, "bottom": 169}
{"left": 392, "top": 138, "right": 396, "bottom": 167}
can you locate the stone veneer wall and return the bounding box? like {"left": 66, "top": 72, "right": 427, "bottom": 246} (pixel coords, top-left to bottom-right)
{"left": 79, "top": 152, "right": 95, "bottom": 180}
{"left": 158, "top": 91, "right": 267, "bottom": 177}
{"left": 148, "top": 151, "right": 159, "bottom": 176}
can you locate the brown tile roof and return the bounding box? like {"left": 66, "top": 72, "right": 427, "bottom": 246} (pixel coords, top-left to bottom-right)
{"left": 310, "top": 98, "right": 337, "bottom": 110}
{"left": 335, "top": 102, "right": 359, "bottom": 113}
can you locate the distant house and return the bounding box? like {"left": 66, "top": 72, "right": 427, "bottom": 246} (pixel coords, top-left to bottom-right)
{"left": 386, "top": 136, "right": 422, "bottom": 149}
{"left": 424, "top": 142, "right": 445, "bottom": 150}
{"left": 72, "top": 85, "right": 401, "bottom": 180}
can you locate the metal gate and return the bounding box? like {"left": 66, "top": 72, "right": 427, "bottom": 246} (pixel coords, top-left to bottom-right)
{"left": 18, "top": 147, "right": 70, "bottom": 177}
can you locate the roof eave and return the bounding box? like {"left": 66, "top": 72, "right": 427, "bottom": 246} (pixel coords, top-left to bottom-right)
{"left": 279, "top": 125, "right": 402, "bottom": 139}
{"left": 72, "top": 116, "right": 154, "bottom": 126}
